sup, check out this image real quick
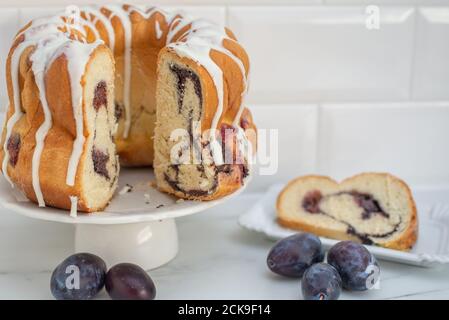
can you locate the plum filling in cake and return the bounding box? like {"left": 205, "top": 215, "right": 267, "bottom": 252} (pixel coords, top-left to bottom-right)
{"left": 240, "top": 117, "right": 250, "bottom": 130}
{"left": 164, "top": 164, "right": 216, "bottom": 197}
{"left": 170, "top": 64, "right": 202, "bottom": 112}
{"left": 6, "top": 133, "right": 21, "bottom": 167}
{"left": 114, "top": 103, "right": 123, "bottom": 122}
{"left": 81, "top": 57, "right": 118, "bottom": 211}
{"left": 7, "top": 133, "right": 21, "bottom": 167}
{"left": 239, "top": 164, "right": 249, "bottom": 179}
{"left": 220, "top": 124, "right": 248, "bottom": 179}
{"left": 302, "top": 190, "right": 322, "bottom": 214}
{"left": 93, "top": 81, "right": 107, "bottom": 111}
{"left": 92, "top": 147, "right": 110, "bottom": 180}
{"left": 154, "top": 53, "right": 251, "bottom": 200}
{"left": 350, "top": 191, "right": 389, "bottom": 220}
{"left": 160, "top": 122, "right": 247, "bottom": 197}
{"left": 302, "top": 190, "right": 400, "bottom": 245}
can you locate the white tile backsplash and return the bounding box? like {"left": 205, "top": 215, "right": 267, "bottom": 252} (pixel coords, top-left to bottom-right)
{"left": 412, "top": 7, "right": 449, "bottom": 100}
{"left": 317, "top": 102, "right": 449, "bottom": 186}
{"left": 18, "top": 6, "right": 225, "bottom": 26}
{"left": 0, "top": 8, "right": 18, "bottom": 109}
{"left": 228, "top": 6, "right": 415, "bottom": 104}
{"left": 162, "top": 6, "right": 226, "bottom": 26}
{"left": 249, "top": 104, "right": 318, "bottom": 190}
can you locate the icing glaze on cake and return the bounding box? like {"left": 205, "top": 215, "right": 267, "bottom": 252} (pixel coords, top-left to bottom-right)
{"left": 0, "top": 4, "right": 255, "bottom": 211}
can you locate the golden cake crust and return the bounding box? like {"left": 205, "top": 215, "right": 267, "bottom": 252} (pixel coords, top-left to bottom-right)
{"left": 0, "top": 42, "right": 114, "bottom": 212}
{"left": 0, "top": 5, "right": 255, "bottom": 211}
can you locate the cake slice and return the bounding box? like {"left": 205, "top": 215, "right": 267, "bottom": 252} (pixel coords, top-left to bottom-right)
{"left": 153, "top": 48, "right": 252, "bottom": 200}
{"left": 1, "top": 41, "right": 119, "bottom": 212}
{"left": 276, "top": 173, "right": 418, "bottom": 251}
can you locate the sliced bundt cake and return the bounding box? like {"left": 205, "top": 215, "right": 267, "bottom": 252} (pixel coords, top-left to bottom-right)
{"left": 0, "top": 5, "right": 256, "bottom": 212}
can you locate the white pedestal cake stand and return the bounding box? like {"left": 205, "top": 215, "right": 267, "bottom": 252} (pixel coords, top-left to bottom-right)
{"left": 0, "top": 168, "right": 246, "bottom": 270}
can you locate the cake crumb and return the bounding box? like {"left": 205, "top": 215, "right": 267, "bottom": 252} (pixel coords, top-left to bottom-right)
{"left": 144, "top": 193, "right": 151, "bottom": 204}
{"left": 69, "top": 196, "right": 78, "bottom": 218}
{"left": 149, "top": 180, "right": 157, "bottom": 188}
{"left": 134, "top": 180, "right": 151, "bottom": 191}
{"left": 176, "top": 199, "right": 184, "bottom": 204}
{"left": 119, "top": 184, "right": 133, "bottom": 195}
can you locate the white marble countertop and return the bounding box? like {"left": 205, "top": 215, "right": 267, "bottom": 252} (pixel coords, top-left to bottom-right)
{"left": 0, "top": 191, "right": 448, "bottom": 300}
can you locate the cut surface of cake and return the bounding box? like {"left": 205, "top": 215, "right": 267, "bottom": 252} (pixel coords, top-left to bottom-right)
{"left": 277, "top": 173, "right": 418, "bottom": 251}
{"left": 154, "top": 48, "right": 255, "bottom": 200}
{"left": 0, "top": 4, "right": 255, "bottom": 212}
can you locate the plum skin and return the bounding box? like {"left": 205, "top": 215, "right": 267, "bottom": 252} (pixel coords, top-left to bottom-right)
{"left": 50, "top": 253, "right": 107, "bottom": 300}
{"left": 105, "top": 263, "right": 156, "bottom": 300}
{"left": 301, "top": 263, "right": 342, "bottom": 300}
{"left": 267, "top": 233, "right": 324, "bottom": 278}
{"left": 327, "top": 241, "right": 380, "bottom": 291}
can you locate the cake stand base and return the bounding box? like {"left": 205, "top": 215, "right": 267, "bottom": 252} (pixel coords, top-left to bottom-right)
{"left": 74, "top": 218, "right": 178, "bottom": 270}
{"left": 0, "top": 168, "right": 249, "bottom": 271}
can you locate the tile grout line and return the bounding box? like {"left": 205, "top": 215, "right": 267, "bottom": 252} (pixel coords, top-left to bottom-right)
{"left": 314, "top": 103, "right": 322, "bottom": 174}
{"left": 407, "top": 5, "right": 419, "bottom": 101}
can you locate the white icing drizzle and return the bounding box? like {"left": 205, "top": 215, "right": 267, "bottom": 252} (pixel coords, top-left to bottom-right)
{"left": 78, "top": 17, "right": 101, "bottom": 40}
{"left": 155, "top": 21, "right": 163, "bottom": 40}
{"left": 81, "top": 7, "right": 115, "bottom": 51}
{"left": 88, "top": 5, "right": 250, "bottom": 152}
{"left": 104, "top": 4, "right": 132, "bottom": 139}
{"left": 109, "top": 6, "right": 252, "bottom": 170}
{"left": 31, "top": 34, "right": 71, "bottom": 207}
{"left": 166, "top": 18, "right": 249, "bottom": 162}
{"left": 2, "top": 21, "right": 63, "bottom": 186}
{"left": 69, "top": 195, "right": 78, "bottom": 217}
{"left": 2, "top": 42, "right": 27, "bottom": 186}
{"left": 166, "top": 16, "right": 188, "bottom": 44}
{"left": 3, "top": 13, "right": 102, "bottom": 206}
{"left": 2, "top": 5, "right": 252, "bottom": 208}
{"left": 233, "top": 96, "right": 246, "bottom": 127}
{"left": 132, "top": 6, "right": 177, "bottom": 21}
{"left": 65, "top": 40, "right": 103, "bottom": 186}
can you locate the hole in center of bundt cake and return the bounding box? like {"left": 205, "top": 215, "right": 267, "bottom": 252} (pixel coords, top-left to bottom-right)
{"left": 169, "top": 64, "right": 202, "bottom": 112}
{"left": 7, "top": 133, "right": 21, "bottom": 167}
{"left": 93, "top": 81, "right": 107, "bottom": 111}
{"left": 92, "top": 147, "right": 110, "bottom": 180}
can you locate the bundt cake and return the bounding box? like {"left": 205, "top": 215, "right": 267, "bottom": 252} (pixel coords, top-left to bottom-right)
{"left": 0, "top": 4, "right": 256, "bottom": 212}
{"left": 277, "top": 173, "right": 418, "bottom": 251}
